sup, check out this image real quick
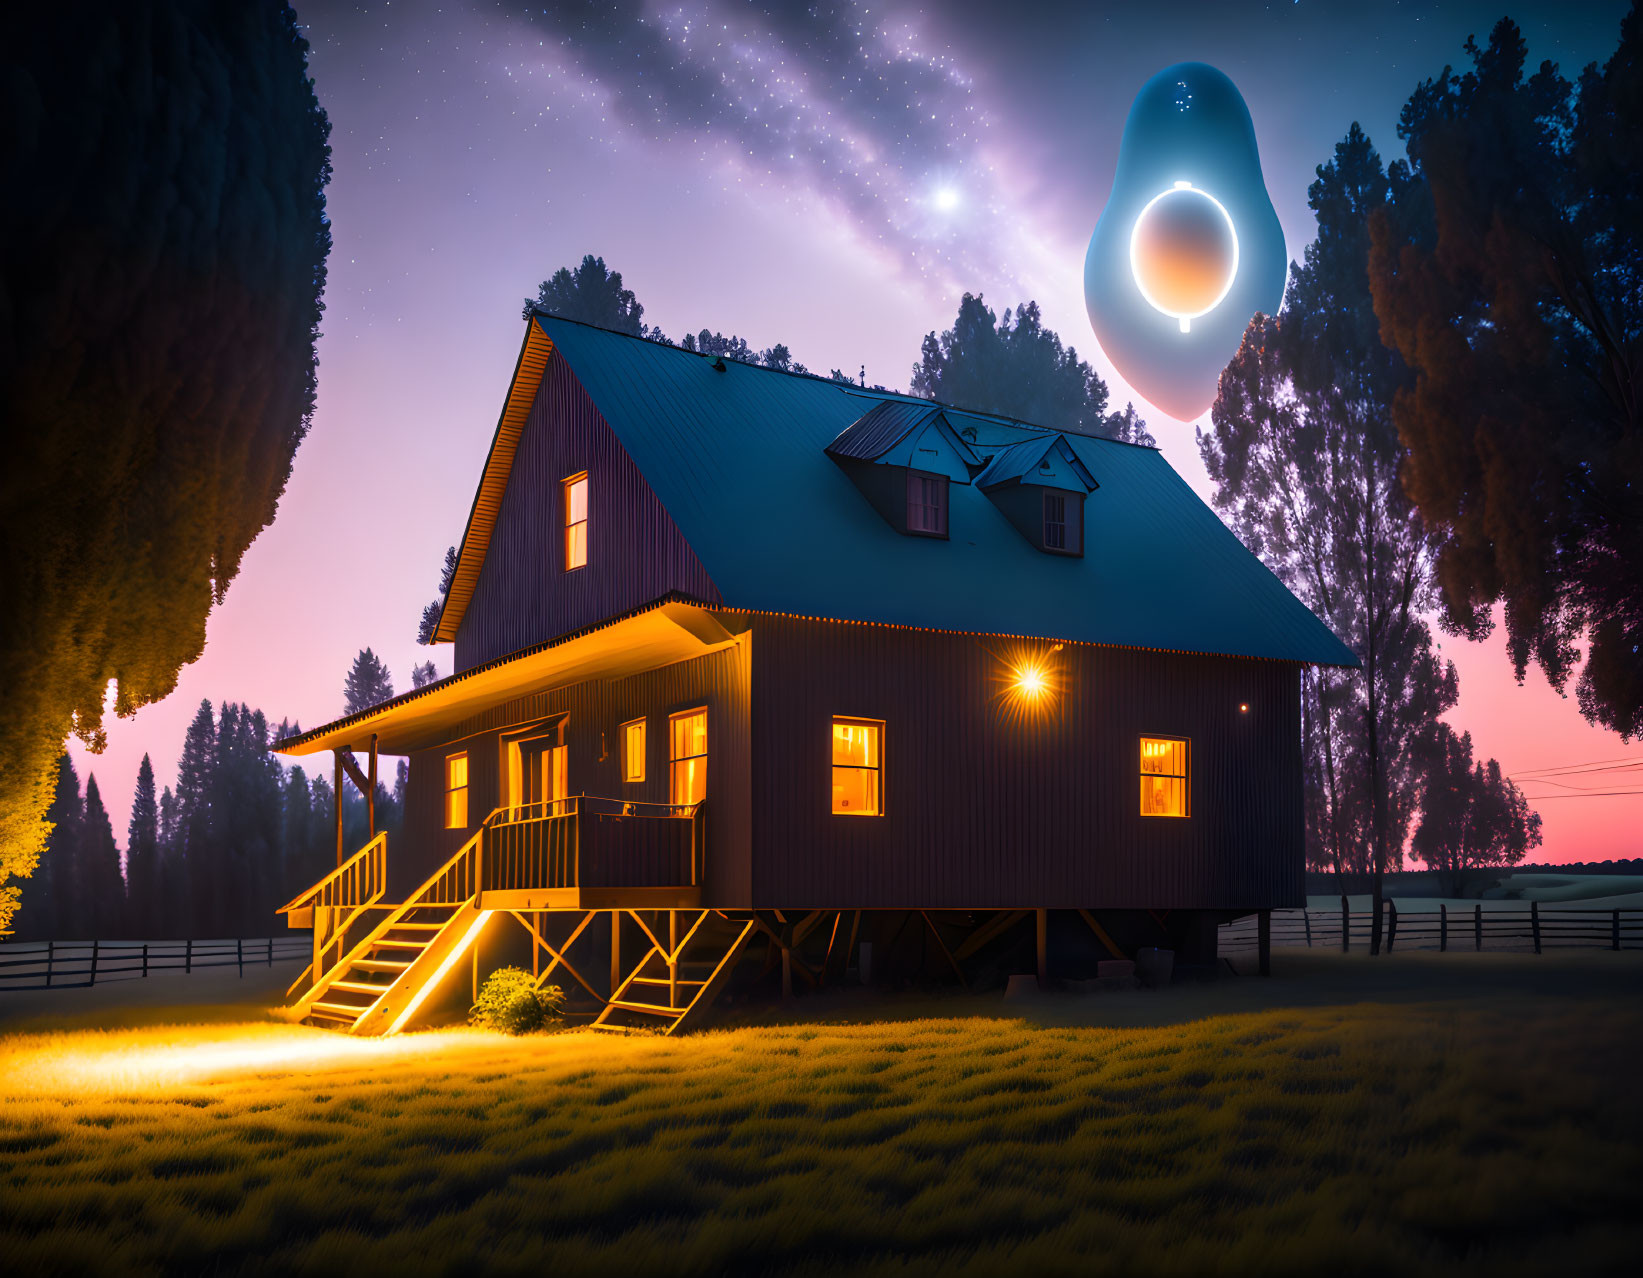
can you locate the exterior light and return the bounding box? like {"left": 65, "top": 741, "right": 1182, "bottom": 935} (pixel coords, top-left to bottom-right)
{"left": 1239, "top": 703, "right": 1249, "bottom": 713}
{"left": 1012, "top": 661, "right": 1050, "bottom": 700}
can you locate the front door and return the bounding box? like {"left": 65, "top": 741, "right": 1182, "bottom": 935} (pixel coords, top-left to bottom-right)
{"left": 506, "top": 720, "right": 568, "bottom": 817}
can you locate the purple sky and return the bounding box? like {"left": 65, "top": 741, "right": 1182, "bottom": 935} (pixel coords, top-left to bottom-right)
{"left": 72, "top": 0, "right": 1640, "bottom": 863}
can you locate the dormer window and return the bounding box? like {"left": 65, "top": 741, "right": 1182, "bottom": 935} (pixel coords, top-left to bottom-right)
{"left": 975, "top": 433, "right": 1096, "bottom": 558}
{"left": 826, "top": 401, "right": 978, "bottom": 539}
{"left": 1042, "top": 491, "right": 1083, "bottom": 555}
{"left": 906, "top": 471, "right": 948, "bottom": 536}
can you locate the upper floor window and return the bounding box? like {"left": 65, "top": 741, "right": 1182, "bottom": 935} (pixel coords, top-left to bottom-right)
{"left": 563, "top": 472, "right": 588, "bottom": 570}
{"left": 831, "top": 717, "right": 884, "bottom": 815}
{"left": 1139, "top": 736, "right": 1189, "bottom": 817}
{"left": 621, "top": 717, "right": 646, "bottom": 783}
{"left": 444, "top": 752, "right": 470, "bottom": 828}
{"left": 906, "top": 470, "right": 948, "bottom": 536}
{"left": 1042, "top": 491, "right": 1086, "bottom": 556}
{"left": 669, "top": 708, "right": 708, "bottom": 806}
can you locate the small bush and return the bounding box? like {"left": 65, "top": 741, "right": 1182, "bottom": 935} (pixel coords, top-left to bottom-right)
{"left": 469, "top": 967, "right": 565, "bottom": 1035}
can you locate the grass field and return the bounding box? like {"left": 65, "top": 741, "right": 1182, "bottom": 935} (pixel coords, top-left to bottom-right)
{"left": 3, "top": 950, "right": 1642, "bottom": 1276}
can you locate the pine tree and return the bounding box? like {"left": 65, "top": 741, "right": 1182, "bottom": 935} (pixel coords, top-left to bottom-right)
{"left": 80, "top": 776, "right": 125, "bottom": 936}
{"left": 417, "top": 546, "right": 460, "bottom": 644}
{"left": 126, "top": 755, "right": 160, "bottom": 936}
{"left": 343, "top": 649, "right": 395, "bottom": 715}
{"left": 11, "top": 755, "right": 81, "bottom": 938}
{"left": 173, "top": 700, "right": 217, "bottom": 935}
{"left": 411, "top": 661, "right": 439, "bottom": 688}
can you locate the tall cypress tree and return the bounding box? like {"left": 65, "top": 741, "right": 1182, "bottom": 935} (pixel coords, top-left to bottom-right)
{"left": 126, "top": 755, "right": 160, "bottom": 937}
{"left": 173, "top": 700, "right": 217, "bottom": 935}
{"left": 80, "top": 776, "right": 125, "bottom": 936}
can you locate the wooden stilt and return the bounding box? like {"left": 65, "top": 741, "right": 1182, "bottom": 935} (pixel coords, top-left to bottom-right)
{"left": 1035, "top": 908, "right": 1049, "bottom": 989}
{"left": 367, "top": 734, "right": 378, "bottom": 838}
{"left": 1258, "top": 908, "right": 1271, "bottom": 976}
{"left": 669, "top": 910, "right": 679, "bottom": 1009}
{"left": 781, "top": 944, "right": 793, "bottom": 1001}
{"left": 610, "top": 910, "right": 621, "bottom": 998}
{"left": 333, "top": 750, "right": 345, "bottom": 869}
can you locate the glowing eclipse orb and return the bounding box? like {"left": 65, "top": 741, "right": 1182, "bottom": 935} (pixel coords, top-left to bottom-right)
{"left": 934, "top": 186, "right": 960, "bottom": 211}
{"left": 1130, "top": 181, "right": 1238, "bottom": 332}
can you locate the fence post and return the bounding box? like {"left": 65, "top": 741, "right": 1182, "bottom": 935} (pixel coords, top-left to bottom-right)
{"left": 237, "top": 937, "right": 244, "bottom": 978}
{"left": 1475, "top": 904, "right": 1483, "bottom": 951}
{"left": 1614, "top": 910, "right": 1622, "bottom": 952}
{"left": 185, "top": 937, "right": 193, "bottom": 974}
{"left": 1387, "top": 901, "right": 1398, "bottom": 952}
{"left": 1440, "top": 904, "right": 1447, "bottom": 952}
{"left": 1531, "top": 901, "right": 1542, "bottom": 954}
{"left": 46, "top": 940, "right": 54, "bottom": 988}
{"left": 1341, "top": 894, "right": 1350, "bottom": 952}
{"left": 1303, "top": 910, "right": 1313, "bottom": 948}
{"left": 90, "top": 938, "right": 99, "bottom": 986}
{"left": 1258, "top": 909, "right": 1271, "bottom": 977}
{"left": 142, "top": 942, "right": 149, "bottom": 979}
{"left": 267, "top": 937, "right": 274, "bottom": 966}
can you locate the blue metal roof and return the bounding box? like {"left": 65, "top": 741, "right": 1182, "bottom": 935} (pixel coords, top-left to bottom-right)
{"left": 974, "top": 435, "right": 1097, "bottom": 493}
{"left": 530, "top": 314, "right": 1358, "bottom": 667}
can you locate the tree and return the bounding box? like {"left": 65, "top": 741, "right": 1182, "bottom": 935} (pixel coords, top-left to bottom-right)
{"left": 0, "top": 2, "right": 332, "bottom": 934}
{"left": 344, "top": 650, "right": 395, "bottom": 715}
{"left": 79, "top": 776, "right": 125, "bottom": 936}
{"left": 1412, "top": 724, "right": 1543, "bottom": 896}
{"left": 126, "top": 756, "right": 160, "bottom": 936}
{"left": 1370, "top": 11, "right": 1643, "bottom": 739}
{"left": 417, "top": 546, "right": 460, "bottom": 644}
{"left": 10, "top": 756, "right": 82, "bottom": 939}
{"left": 411, "top": 661, "right": 440, "bottom": 688}
{"left": 170, "top": 701, "right": 218, "bottom": 934}
{"left": 911, "top": 295, "right": 1154, "bottom": 444}
{"left": 524, "top": 254, "right": 650, "bottom": 335}
{"left": 1201, "top": 125, "right": 1461, "bottom": 951}
{"left": 681, "top": 330, "right": 754, "bottom": 362}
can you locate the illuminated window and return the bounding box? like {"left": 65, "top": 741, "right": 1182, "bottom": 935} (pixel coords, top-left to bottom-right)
{"left": 621, "top": 717, "right": 646, "bottom": 783}
{"left": 669, "top": 708, "right": 707, "bottom": 806}
{"left": 1042, "top": 491, "right": 1084, "bottom": 555}
{"left": 906, "top": 470, "right": 948, "bottom": 536}
{"left": 831, "top": 718, "right": 883, "bottom": 815}
{"left": 563, "top": 472, "right": 588, "bottom": 570}
{"left": 444, "top": 752, "right": 469, "bottom": 828}
{"left": 1139, "top": 737, "right": 1189, "bottom": 818}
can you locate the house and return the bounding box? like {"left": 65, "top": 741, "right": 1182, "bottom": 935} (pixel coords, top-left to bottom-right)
{"left": 273, "top": 309, "right": 1356, "bottom": 1035}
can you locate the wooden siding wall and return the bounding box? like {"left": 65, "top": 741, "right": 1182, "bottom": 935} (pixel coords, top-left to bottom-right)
{"left": 454, "top": 351, "right": 722, "bottom": 671}
{"left": 397, "top": 641, "right": 752, "bottom": 905}
{"left": 747, "top": 615, "right": 1304, "bottom": 911}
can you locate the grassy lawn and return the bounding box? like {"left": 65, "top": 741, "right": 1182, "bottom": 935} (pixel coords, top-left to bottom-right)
{"left": 3, "top": 950, "right": 1642, "bottom": 1276}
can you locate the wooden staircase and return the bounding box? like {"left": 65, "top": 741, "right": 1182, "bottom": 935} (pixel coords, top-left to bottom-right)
{"left": 593, "top": 911, "right": 758, "bottom": 1034}
{"left": 283, "top": 825, "right": 493, "bottom": 1037}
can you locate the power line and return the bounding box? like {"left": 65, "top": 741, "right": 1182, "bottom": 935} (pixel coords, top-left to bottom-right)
{"left": 1516, "top": 790, "right": 1643, "bottom": 800}
{"left": 1509, "top": 754, "right": 1643, "bottom": 778}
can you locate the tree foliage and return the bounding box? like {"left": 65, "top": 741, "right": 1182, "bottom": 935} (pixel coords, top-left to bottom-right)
{"left": 417, "top": 545, "right": 460, "bottom": 644}
{"left": 1412, "top": 725, "right": 1543, "bottom": 896}
{"left": 911, "top": 295, "right": 1155, "bottom": 444}
{"left": 524, "top": 254, "right": 654, "bottom": 337}
{"left": 344, "top": 650, "right": 395, "bottom": 716}
{"left": 1369, "top": 9, "right": 1643, "bottom": 739}
{"left": 1202, "top": 125, "right": 1470, "bottom": 949}
{"left": 0, "top": 2, "right": 332, "bottom": 933}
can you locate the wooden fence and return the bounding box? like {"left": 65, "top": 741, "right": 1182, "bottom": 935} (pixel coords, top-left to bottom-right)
{"left": 0, "top": 937, "right": 311, "bottom": 991}
{"left": 1219, "top": 902, "right": 1643, "bottom": 956}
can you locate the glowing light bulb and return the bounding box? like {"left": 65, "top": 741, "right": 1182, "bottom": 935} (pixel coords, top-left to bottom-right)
{"left": 1014, "top": 665, "right": 1047, "bottom": 698}
{"left": 1129, "top": 180, "right": 1239, "bottom": 333}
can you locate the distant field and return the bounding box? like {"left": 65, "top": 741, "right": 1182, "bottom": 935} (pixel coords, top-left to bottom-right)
{"left": 3, "top": 950, "right": 1642, "bottom": 1276}
{"left": 1309, "top": 871, "right": 1643, "bottom": 913}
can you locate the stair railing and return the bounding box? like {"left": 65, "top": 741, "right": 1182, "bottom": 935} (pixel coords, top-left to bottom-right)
{"left": 278, "top": 832, "right": 389, "bottom": 996}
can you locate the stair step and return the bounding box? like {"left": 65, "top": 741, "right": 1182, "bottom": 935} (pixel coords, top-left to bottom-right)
{"left": 353, "top": 958, "right": 412, "bottom": 972}
{"left": 330, "top": 980, "right": 390, "bottom": 995}
{"left": 387, "top": 922, "right": 448, "bottom": 930}
{"left": 375, "top": 938, "right": 434, "bottom": 949}
{"left": 607, "top": 999, "right": 687, "bottom": 1017}
{"left": 630, "top": 976, "right": 707, "bottom": 988}
{"left": 311, "top": 1001, "right": 366, "bottom": 1020}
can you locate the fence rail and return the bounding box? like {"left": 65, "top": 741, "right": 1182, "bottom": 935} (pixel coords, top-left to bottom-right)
{"left": 1219, "top": 903, "right": 1643, "bottom": 956}
{"left": 0, "top": 937, "right": 311, "bottom": 990}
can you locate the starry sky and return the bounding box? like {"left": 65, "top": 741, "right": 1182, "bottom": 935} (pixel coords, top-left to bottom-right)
{"left": 72, "top": 0, "right": 1640, "bottom": 864}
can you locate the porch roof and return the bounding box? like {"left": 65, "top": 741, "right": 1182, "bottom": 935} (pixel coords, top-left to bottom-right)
{"left": 273, "top": 597, "right": 742, "bottom": 756}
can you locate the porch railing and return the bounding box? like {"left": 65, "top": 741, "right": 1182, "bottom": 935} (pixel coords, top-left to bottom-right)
{"left": 277, "top": 832, "right": 389, "bottom": 995}
{"left": 479, "top": 796, "right": 703, "bottom": 897}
